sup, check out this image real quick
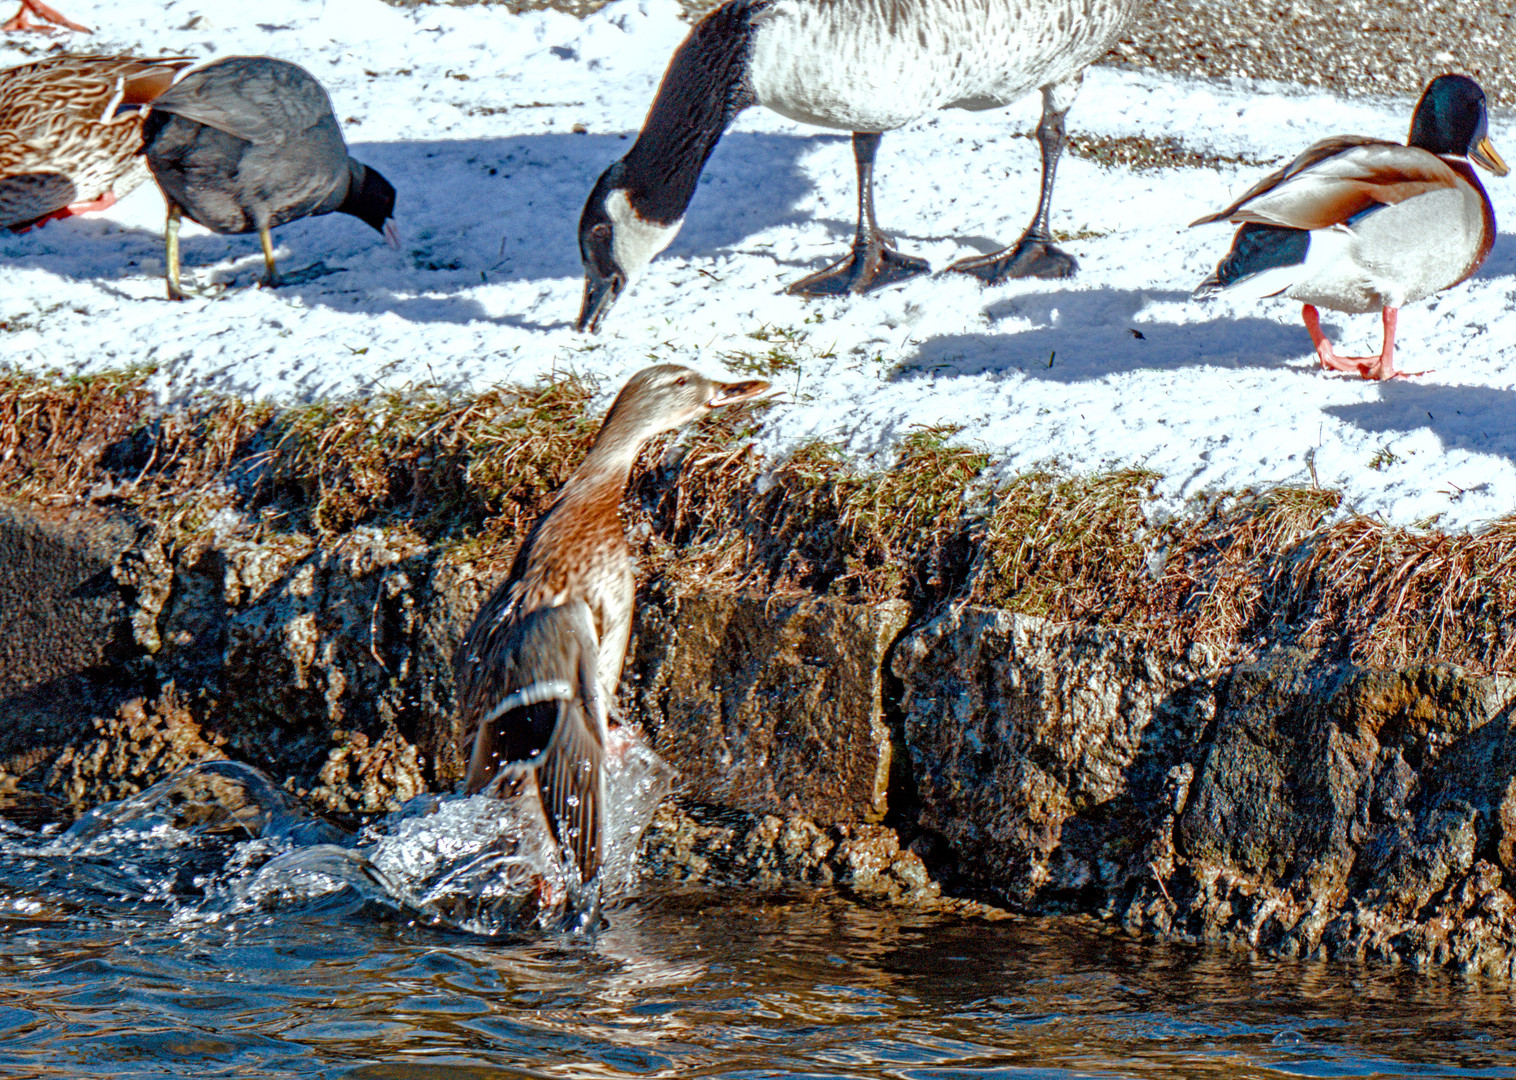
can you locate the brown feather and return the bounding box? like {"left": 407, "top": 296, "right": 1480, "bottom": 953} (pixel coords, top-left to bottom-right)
{"left": 1192, "top": 138, "right": 1461, "bottom": 231}
{"left": 0, "top": 53, "right": 194, "bottom": 229}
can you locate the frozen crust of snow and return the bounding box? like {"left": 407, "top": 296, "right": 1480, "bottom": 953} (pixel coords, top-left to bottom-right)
{"left": 3, "top": 0, "right": 1516, "bottom": 530}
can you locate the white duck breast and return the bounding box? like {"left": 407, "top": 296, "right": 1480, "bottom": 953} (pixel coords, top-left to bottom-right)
{"left": 749, "top": 0, "right": 1133, "bottom": 130}
{"left": 1284, "top": 184, "right": 1488, "bottom": 313}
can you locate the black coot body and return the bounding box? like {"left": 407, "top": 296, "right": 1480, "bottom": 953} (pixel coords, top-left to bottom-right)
{"left": 141, "top": 55, "right": 397, "bottom": 298}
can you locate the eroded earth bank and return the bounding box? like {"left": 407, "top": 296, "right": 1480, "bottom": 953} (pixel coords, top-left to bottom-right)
{"left": 5, "top": 369, "right": 1516, "bottom": 977}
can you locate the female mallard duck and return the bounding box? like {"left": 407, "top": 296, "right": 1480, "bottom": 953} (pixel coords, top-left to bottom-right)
{"left": 140, "top": 56, "right": 399, "bottom": 300}
{"left": 454, "top": 365, "right": 770, "bottom": 883}
{"left": 3, "top": 0, "right": 89, "bottom": 33}
{"left": 575, "top": 0, "right": 1137, "bottom": 332}
{"left": 0, "top": 53, "right": 191, "bottom": 231}
{"left": 1193, "top": 74, "right": 1508, "bottom": 381}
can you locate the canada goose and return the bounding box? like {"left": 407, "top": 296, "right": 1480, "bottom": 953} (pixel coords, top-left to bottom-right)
{"left": 575, "top": 0, "right": 1136, "bottom": 331}
{"left": 454, "top": 365, "right": 770, "bottom": 883}
{"left": 1193, "top": 74, "right": 1507, "bottom": 381}
{"left": 140, "top": 55, "right": 399, "bottom": 300}
{"left": 0, "top": 53, "right": 192, "bottom": 231}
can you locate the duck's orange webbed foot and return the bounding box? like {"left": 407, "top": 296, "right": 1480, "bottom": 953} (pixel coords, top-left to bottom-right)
{"left": 10, "top": 191, "right": 118, "bottom": 233}
{"left": 60, "top": 191, "right": 118, "bottom": 217}
{"left": 2, "top": 0, "right": 91, "bottom": 32}
{"left": 1302, "top": 304, "right": 1422, "bottom": 381}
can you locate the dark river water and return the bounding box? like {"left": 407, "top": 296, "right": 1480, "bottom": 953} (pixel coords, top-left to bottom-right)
{"left": 3, "top": 764, "right": 1516, "bottom": 1079}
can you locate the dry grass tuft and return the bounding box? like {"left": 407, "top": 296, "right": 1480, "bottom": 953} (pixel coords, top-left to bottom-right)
{"left": 636, "top": 422, "right": 988, "bottom": 604}
{"left": 0, "top": 367, "right": 271, "bottom": 520}
{"left": 1289, "top": 514, "right": 1516, "bottom": 673}
{"left": 973, "top": 466, "right": 1157, "bottom": 618}
{"left": 264, "top": 375, "right": 598, "bottom": 540}
{"left": 4, "top": 365, "right": 1515, "bottom": 673}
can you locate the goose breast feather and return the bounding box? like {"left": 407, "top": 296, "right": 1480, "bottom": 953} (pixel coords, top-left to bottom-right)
{"left": 748, "top": 0, "right": 1135, "bottom": 132}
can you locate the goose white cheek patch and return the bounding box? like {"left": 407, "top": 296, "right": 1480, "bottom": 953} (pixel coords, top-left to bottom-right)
{"left": 605, "top": 189, "right": 682, "bottom": 280}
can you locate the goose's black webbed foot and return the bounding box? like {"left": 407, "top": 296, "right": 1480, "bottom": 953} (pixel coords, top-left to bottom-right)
{"left": 947, "top": 235, "right": 1077, "bottom": 283}
{"left": 786, "top": 231, "right": 929, "bottom": 296}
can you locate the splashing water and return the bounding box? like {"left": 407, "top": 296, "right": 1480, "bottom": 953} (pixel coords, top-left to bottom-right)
{"left": 0, "top": 730, "right": 674, "bottom": 938}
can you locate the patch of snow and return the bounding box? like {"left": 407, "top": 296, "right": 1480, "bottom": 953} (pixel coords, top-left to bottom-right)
{"left": 5, "top": 0, "right": 1516, "bottom": 529}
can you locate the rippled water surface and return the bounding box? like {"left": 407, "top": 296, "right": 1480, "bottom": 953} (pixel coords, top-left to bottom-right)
{"left": 4, "top": 772, "right": 1516, "bottom": 1079}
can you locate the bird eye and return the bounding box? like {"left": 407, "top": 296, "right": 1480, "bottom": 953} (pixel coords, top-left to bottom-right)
{"left": 674, "top": 376, "right": 688, "bottom": 386}
{"left": 591, "top": 223, "right": 611, "bottom": 240}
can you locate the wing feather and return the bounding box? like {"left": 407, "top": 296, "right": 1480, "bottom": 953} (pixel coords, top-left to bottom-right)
{"left": 148, "top": 57, "right": 336, "bottom": 146}
{"left": 458, "top": 600, "right": 606, "bottom": 882}
{"left": 1191, "top": 139, "right": 1461, "bottom": 230}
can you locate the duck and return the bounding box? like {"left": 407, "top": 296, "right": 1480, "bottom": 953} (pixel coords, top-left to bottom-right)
{"left": 575, "top": 0, "right": 1137, "bottom": 332}
{"left": 3, "top": 0, "right": 89, "bottom": 33}
{"left": 1192, "top": 74, "right": 1508, "bottom": 381}
{"left": 453, "top": 365, "right": 771, "bottom": 884}
{"left": 139, "top": 55, "right": 400, "bottom": 301}
{"left": 0, "top": 53, "right": 192, "bottom": 231}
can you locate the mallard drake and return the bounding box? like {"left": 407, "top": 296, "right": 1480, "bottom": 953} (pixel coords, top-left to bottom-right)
{"left": 0, "top": 53, "right": 191, "bottom": 231}
{"left": 453, "top": 365, "right": 770, "bottom": 884}
{"left": 1193, "top": 74, "right": 1508, "bottom": 381}
{"left": 3, "top": 0, "right": 89, "bottom": 33}
{"left": 575, "top": 0, "right": 1137, "bottom": 332}
{"left": 140, "top": 55, "right": 399, "bottom": 301}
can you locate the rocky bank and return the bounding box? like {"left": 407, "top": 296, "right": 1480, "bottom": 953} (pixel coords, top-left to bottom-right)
{"left": 7, "top": 492, "right": 1516, "bottom": 976}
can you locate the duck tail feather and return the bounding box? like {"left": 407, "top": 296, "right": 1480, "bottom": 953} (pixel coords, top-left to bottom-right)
{"left": 1195, "top": 222, "right": 1309, "bottom": 300}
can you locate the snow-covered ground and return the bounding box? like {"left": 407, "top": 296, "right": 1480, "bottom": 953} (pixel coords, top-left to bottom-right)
{"left": 5, "top": 0, "right": 1516, "bottom": 530}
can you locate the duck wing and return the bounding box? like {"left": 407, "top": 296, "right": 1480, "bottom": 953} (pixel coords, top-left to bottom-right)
{"left": 147, "top": 57, "right": 336, "bottom": 147}
{"left": 459, "top": 600, "right": 607, "bottom": 882}
{"left": 1191, "top": 138, "right": 1462, "bottom": 230}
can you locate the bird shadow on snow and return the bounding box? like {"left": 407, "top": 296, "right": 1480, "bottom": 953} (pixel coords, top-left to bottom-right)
{"left": 891, "top": 288, "right": 1314, "bottom": 384}
{"left": 1326, "top": 380, "right": 1516, "bottom": 467}
{"left": 1474, "top": 232, "right": 1516, "bottom": 281}
{"left": 0, "top": 132, "right": 817, "bottom": 329}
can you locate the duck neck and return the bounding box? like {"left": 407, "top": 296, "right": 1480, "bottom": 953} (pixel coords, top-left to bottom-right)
{"left": 618, "top": 0, "right": 770, "bottom": 226}
{"left": 556, "top": 413, "right": 657, "bottom": 515}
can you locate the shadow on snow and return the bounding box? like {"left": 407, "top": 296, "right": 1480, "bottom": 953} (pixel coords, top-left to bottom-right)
{"left": 0, "top": 131, "right": 817, "bottom": 327}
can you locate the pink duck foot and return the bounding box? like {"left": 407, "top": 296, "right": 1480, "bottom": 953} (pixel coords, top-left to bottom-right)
{"left": 2, "top": 0, "right": 90, "bottom": 32}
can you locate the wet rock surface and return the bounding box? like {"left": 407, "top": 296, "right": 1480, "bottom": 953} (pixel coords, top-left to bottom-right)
{"left": 641, "top": 801, "right": 1007, "bottom": 917}
{"left": 0, "top": 503, "right": 141, "bottom": 763}
{"left": 628, "top": 589, "right": 908, "bottom": 822}
{"left": 897, "top": 608, "right": 1516, "bottom": 975}
{"left": 894, "top": 606, "right": 1218, "bottom": 908}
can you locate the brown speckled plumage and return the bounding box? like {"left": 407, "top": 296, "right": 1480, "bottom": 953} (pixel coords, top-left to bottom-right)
{"left": 0, "top": 53, "right": 192, "bottom": 230}
{"left": 453, "top": 364, "right": 769, "bottom": 882}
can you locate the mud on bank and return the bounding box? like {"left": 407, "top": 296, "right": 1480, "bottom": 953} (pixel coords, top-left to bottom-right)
{"left": 5, "top": 366, "right": 1516, "bottom": 973}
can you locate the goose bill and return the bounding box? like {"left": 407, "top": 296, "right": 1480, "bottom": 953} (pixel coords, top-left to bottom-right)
{"left": 707, "top": 379, "right": 772, "bottom": 407}
{"left": 576, "top": 269, "right": 623, "bottom": 334}
{"left": 1472, "top": 136, "right": 1510, "bottom": 177}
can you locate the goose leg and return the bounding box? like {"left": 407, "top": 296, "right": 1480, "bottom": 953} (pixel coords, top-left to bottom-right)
{"left": 948, "top": 79, "right": 1080, "bottom": 283}
{"left": 2, "top": 0, "right": 90, "bottom": 32}
{"left": 1303, "top": 305, "right": 1414, "bottom": 381}
{"left": 786, "top": 131, "right": 930, "bottom": 297}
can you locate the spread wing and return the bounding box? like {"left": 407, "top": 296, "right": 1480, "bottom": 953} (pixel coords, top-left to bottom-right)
{"left": 457, "top": 600, "right": 607, "bottom": 883}
{"left": 148, "top": 56, "right": 337, "bottom": 147}
{"left": 1191, "top": 138, "right": 1461, "bottom": 230}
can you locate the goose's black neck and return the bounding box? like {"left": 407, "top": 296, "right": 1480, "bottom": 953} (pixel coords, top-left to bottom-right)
{"left": 619, "top": 0, "right": 770, "bottom": 225}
